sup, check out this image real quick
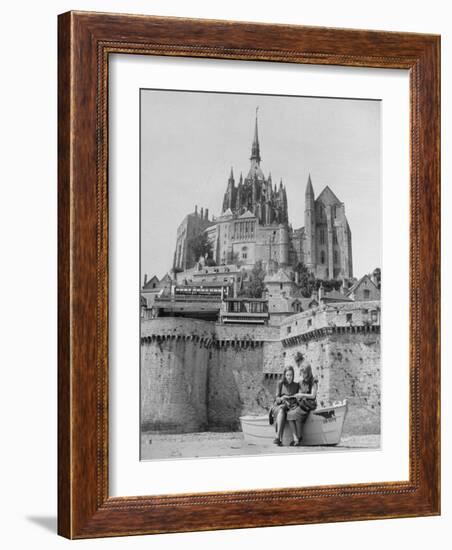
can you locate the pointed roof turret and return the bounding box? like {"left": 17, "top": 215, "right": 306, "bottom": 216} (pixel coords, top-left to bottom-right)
{"left": 305, "top": 173, "right": 314, "bottom": 197}
{"left": 228, "top": 166, "right": 235, "bottom": 184}
{"left": 250, "top": 107, "right": 261, "bottom": 164}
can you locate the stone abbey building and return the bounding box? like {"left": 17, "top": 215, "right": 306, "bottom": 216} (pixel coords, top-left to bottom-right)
{"left": 173, "top": 113, "right": 353, "bottom": 281}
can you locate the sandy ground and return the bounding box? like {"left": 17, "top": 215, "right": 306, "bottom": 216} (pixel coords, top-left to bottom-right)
{"left": 141, "top": 431, "right": 380, "bottom": 460}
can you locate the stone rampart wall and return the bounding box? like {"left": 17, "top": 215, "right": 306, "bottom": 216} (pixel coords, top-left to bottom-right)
{"left": 141, "top": 316, "right": 380, "bottom": 434}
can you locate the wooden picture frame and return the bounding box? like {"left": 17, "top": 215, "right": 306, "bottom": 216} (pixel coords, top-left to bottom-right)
{"left": 58, "top": 11, "right": 440, "bottom": 539}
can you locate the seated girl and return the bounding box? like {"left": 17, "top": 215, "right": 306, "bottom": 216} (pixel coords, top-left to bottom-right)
{"left": 271, "top": 364, "right": 318, "bottom": 446}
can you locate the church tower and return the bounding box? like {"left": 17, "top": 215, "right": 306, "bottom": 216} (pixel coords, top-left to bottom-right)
{"left": 304, "top": 174, "right": 316, "bottom": 271}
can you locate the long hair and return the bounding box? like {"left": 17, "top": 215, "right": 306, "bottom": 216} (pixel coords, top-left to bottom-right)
{"left": 282, "top": 366, "right": 295, "bottom": 384}
{"left": 301, "top": 364, "right": 314, "bottom": 387}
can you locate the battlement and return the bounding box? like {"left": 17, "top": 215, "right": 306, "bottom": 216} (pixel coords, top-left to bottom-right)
{"left": 141, "top": 317, "right": 279, "bottom": 349}
{"left": 280, "top": 300, "right": 380, "bottom": 345}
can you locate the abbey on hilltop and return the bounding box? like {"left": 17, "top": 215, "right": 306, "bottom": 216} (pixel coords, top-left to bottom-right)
{"left": 172, "top": 111, "right": 353, "bottom": 282}
{"left": 140, "top": 108, "right": 381, "bottom": 444}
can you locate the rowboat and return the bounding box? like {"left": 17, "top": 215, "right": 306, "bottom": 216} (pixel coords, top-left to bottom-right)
{"left": 239, "top": 400, "right": 348, "bottom": 446}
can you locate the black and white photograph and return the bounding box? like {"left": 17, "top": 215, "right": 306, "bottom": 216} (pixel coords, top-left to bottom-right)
{"left": 140, "top": 90, "right": 381, "bottom": 460}
{"left": 1, "top": 0, "right": 445, "bottom": 547}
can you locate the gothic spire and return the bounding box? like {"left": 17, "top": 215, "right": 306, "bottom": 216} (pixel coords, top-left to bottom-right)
{"left": 228, "top": 166, "right": 235, "bottom": 184}
{"left": 306, "top": 173, "right": 314, "bottom": 197}
{"left": 250, "top": 107, "right": 261, "bottom": 164}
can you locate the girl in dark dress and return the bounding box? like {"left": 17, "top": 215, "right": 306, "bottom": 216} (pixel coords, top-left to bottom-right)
{"left": 271, "top": 366, "right": 300, "bottom": 446}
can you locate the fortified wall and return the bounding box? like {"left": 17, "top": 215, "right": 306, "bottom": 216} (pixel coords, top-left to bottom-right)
{"left": 141, "top": 301, "right": 380, "bottom": 435}
{"left": 279, "top": 303, "right": 380, "bottom": 434}
{"left": 141, "top": 319, "right": 280, "bottom": 432}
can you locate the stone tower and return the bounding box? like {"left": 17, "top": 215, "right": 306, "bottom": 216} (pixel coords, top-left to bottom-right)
{"left": 304, "top": 174, "right": 316, "bottom": 271}
{"left": 311, "top": 184, "right": 353, "bottom": 280}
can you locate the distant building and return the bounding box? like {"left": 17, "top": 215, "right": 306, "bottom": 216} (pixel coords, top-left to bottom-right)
{"left": 173, "top": 206, "right": 213, "bottom": 271}
{"left": 346, "top": 274, "right": 381, "bottom": 302}
{"left": 141, "top": 275, "right": 161, "bottom": 308}
{"left": 172, "top": 110, "right": 353, "bottom": 281}
{"left": 173, "top": 262, "right": 245, "bottom": 296}
{"left": 220, "top": 297, "right": 269, "bottom": 325}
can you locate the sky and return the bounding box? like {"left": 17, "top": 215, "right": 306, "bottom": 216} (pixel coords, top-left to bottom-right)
{"left": 141, "top": 89, "right": 381, "bottom": 282}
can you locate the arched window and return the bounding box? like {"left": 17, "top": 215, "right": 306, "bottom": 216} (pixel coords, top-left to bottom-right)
{"left": 334, "top": 250, "right": 338, "bottom": 264}
{"left": 319, "top": 227, "right": 325, "bottom": 244}
{"left": 320, "top": 250, "right": 326, "bottom": 264}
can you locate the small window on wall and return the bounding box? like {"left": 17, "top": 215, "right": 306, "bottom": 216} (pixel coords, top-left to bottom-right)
{"left": 364, "top": 289, "right": 370, "bottom": 299}
{"left": 320, "top": 250, "right": 326, "bottom": 264}
{"left": 346, "top": 313, "right": 353, "bottom": 323}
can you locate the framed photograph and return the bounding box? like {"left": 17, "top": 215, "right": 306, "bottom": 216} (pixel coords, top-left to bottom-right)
{"left": 58, "top": 11, "right": 440, "bottom": 538}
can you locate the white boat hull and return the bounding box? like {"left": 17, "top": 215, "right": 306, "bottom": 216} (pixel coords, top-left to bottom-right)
{"left": 240, "top": 400, "right": 348, "bottom": 446}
